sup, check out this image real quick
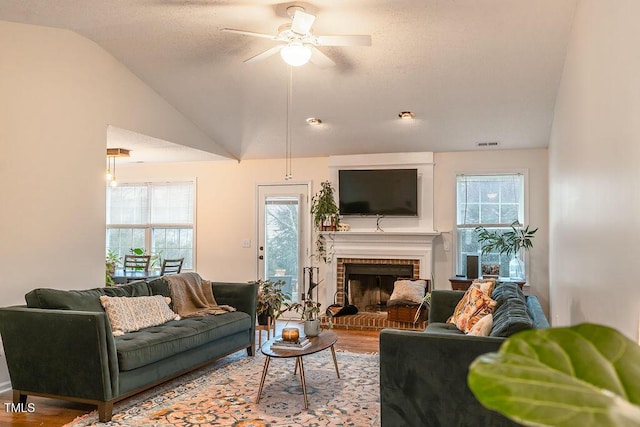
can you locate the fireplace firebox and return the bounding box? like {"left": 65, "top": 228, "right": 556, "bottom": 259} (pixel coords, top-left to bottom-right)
{"left": 343, "top": 262, "right": 415, "bottom": 312}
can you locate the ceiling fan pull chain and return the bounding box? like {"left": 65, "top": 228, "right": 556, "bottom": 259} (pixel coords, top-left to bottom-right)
{"left": 285, "top": 65, "right": 293, "bottom": 180}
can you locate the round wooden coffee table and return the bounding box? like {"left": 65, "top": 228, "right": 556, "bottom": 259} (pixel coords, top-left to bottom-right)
{"left": 256, "top": 330, "right": 340, "bottom": 409}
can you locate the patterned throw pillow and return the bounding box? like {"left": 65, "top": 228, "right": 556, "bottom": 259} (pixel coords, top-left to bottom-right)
{"left": 471, "top": 278, "right": 496, "bottom": 298}
{"left": 446, "top": 285, "right": 497, "bottom": 333}
{"left": 100, "top": 295, "right": 181, "bottom": 336}
{"left": 467, "top": 313, "right": 493, "bottom": 336}
{"left": 388, "top": 279, "right": 428, "bottom": 304}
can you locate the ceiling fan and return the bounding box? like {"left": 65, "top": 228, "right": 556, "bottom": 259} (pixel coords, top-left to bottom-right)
{"left": 220, "top": 5, "right": 371, "bottom": 68}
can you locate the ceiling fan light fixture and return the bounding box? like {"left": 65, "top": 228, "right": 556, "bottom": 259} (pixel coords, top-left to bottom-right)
{"left": 280, "top": 42, "right": 312, "bottom": 66}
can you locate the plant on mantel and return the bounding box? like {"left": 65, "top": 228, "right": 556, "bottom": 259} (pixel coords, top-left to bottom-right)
{"left": 310, "top": 180, "right": 340, "bottom": 263}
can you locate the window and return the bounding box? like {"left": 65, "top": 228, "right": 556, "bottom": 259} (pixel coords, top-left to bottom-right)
{"left": 106, "top": 181, "right": 195, "bottom": 270}
{"left": 456, "top": 173, "right": 525, "bottom": 278}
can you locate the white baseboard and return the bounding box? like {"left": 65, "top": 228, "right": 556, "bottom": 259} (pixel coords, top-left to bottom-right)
{"left": 0, "top": 380, "right": 11, "bottom": 394}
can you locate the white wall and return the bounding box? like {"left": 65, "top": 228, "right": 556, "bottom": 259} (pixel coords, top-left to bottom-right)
{"left": 116, "top": 158, "right": 330, "bottom": 282}
{"left": 549, "top": 0, "right": 640, "bottom": 340}
{"left": 433, "top": 149, "right": 549, "bottom": 310}
{"left": 118, "top": 149, "right": 549, "bottom": 314}
{"left": 0, "top": 21, "right": 228, "bottom": 385}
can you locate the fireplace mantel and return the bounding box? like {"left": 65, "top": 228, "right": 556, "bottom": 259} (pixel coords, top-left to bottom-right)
{"left": 326, "top": 230, "right": 439, "bottom": 258}
{"left": 330, "top": 230, "right": 439, "bottom": 244}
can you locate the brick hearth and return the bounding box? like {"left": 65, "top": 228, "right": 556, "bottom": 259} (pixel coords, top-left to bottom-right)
{"left": 325, "top": 257, "right": 425, "bottom": 331}
{"left": 320, "top": 311, "right": 427, "bottom": 331}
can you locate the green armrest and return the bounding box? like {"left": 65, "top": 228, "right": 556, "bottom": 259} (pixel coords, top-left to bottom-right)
{"left": 211, "top": 282, "right": 258, "bottom": 354}
{"left": 211, "top": 282, "right": 257, "bottom": 318}
{"left": 380, "top": 328, "right": 516, "bottom": 427}
{"left": 0, "top": 306, "right": 118, "bottom": 400}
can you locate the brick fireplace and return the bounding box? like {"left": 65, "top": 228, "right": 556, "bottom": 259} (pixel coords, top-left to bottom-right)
{"left": 321, "top": 230, "right": 438, "bottom": 330}
{"left": 320, "top": 152, "right": 439, "bottom": 329}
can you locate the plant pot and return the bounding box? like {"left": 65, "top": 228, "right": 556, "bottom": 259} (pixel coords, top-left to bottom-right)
{"left": 304, "top": 319, "right": 321, "bottom": 337}
{"left": 257, "top": 312, "right": 270, "bottom": 326}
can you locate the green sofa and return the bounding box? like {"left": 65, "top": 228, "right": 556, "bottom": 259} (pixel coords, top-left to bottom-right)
{"left": 380, "top": 283, "right": 549, "bottom": 427}
{"left": 0, "top": 276, "right": 257, "bottom": 422}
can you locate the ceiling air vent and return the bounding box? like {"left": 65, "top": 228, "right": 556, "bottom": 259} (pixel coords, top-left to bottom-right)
{"left": 476, "top": 141, "right": 500, "bottom": 148}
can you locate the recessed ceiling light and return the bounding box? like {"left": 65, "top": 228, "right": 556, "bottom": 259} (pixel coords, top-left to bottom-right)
{"left": 398, "top": 111, "right": 415, "bottom": 119}
{"left": 305, "top": 117, "right": 322, "bottom": 125}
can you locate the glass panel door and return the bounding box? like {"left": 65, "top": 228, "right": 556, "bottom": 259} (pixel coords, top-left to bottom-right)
{"left": 257, "top": 184, "right": 310, "bottom": 309}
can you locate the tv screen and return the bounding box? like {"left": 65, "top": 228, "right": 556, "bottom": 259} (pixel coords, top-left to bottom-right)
{"left": 338, "top": 169, "right": 418, "bottom": 216}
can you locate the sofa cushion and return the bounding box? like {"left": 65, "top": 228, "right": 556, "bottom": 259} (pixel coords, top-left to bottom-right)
{"left": 114, "top": 311, "right": 251, "bottom": 371}
{"left": 24, "top": 281, "right": 151, "bottom": 312}
{"left": 468, "top": 313, "right": 493, "bottom": 336}
{"left": 491, "top": 281, "right": 525, "bottom": 304}
{"left": 425, "top": 322, "right": 466, "bottom": 336}
{"left": 471, "top": 278, "right": 497, "bottom": 297}
{"left": 447, "top": 286, "right": 497, "bottom": 333}
{"left": 25, "top": 288, "right": 105, "bottom": 312}
{"left": 388, "top": 279, "right": 428, "bottom": 304}
{"left": 103, "top": 281, "right": 150, "bottom": 298}
{"left": 490, "top": 297, "right": 534, "bottom": 337}
{"left": 147, "top": 277, "right": 171, "bottom": 298}
{"left": 100, "top": 295, "right": 180, "bottom": 336}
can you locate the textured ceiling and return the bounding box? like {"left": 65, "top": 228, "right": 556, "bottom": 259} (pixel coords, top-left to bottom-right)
{"left": 0, "top": 0, "right": 578, "bottom": 161}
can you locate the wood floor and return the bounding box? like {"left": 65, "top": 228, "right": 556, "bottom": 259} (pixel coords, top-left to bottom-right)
{"left": 0, "top": 323, "right": 380, "bottom": 426}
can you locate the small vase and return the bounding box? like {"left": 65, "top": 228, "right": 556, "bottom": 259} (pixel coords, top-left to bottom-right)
{"left": 304, "top": 319, "right": 321, "bottom": 337}
{"left": 509, "top": 255, "right": 524, "bottom": 280}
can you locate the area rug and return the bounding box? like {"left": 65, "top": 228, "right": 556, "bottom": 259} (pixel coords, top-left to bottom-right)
{"left": 66, "top": 349, "right": 380, "bottom": 426}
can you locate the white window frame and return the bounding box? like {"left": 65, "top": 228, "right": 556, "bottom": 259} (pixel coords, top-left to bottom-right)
{"left": 454, "top": 170, "right": 529, "bottom": 280}
{"left": 106, "top": 179, "right": 197, "bottom": 271}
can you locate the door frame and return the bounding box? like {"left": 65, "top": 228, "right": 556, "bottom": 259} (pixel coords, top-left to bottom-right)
{"left": 255, "top": 181, "right": 312, "bottom": 299}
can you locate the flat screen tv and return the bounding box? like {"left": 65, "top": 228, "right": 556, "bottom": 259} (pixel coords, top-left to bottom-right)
{"left": 338, "top": 169, "right": 418, "bottom": 216}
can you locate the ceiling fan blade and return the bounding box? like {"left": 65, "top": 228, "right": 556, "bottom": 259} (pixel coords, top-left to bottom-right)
{"left": 220, "top": 28, "right": 278, "bottom": 41}
{"left": 316, "top": 34, "right": 372, "bottom": 47}
{"left": 291, "top": 10, "right": 316, "bottom": 35}
{"left": 244, "top": 45, "right": 283, "bottom": 64}
{"left": 309, "top": 45, "right": 335, "bottom": 68}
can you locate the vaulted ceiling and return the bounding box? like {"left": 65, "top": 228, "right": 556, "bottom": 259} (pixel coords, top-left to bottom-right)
{"left": 0, "top": 0, "right": 578, "bottom": 161}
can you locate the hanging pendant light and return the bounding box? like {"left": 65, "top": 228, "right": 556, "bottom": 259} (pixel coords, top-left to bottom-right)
{"left": 106, "top": 148, "right": 130, "bottom": 187}
{"left": 110, "top": 156, "right": 118, "bottom": 187}
{"left": 106, "top": 156, "right": 114, "bottom": 182}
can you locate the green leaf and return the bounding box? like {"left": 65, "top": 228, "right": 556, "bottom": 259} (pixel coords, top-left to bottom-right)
{"left": 468, "top": 323, "right": 640, "bottom": 427}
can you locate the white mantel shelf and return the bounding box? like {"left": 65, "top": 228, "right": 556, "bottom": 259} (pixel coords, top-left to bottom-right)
{"left": 327, "top": 230, "right": 440, "bottom": 259}
{"left": 328, "top": 230, "right": 440, "bottom": 242}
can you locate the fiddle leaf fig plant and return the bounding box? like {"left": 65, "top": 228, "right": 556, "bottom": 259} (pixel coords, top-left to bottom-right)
{"left": 468, "top": 323, "right": 640, "bottom": 427}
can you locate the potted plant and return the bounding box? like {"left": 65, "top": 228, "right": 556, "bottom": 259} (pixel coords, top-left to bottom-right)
{"left": 105, "top": 250, "right": 119, "bottom": 286}
{"left": 475, "top": 221, "right": 537, "bottom": 279}
{"left": 130, "top": 247, "right": 161, "bottom": 270}
{"left": 253, "top": 279, "right": 290, "bottom": 325}
{"left": 310, "top": 180, "right": 340, "bottom": 263}
{"left": 287, "top": 299, "right": 322, "bottom": 337}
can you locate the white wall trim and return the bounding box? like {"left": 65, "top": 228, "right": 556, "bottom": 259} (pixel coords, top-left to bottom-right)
{"left": 0, "top": 380, "right": 11, "bottom": 394}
